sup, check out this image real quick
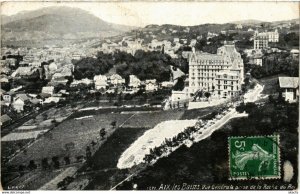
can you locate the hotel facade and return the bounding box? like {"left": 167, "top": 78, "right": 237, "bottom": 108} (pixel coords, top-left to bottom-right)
{"left": 188, "top": 43, "right": 244, "bottom": 99}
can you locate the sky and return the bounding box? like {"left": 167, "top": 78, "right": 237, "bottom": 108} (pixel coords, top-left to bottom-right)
{"left": 1, "top": 1, "right": 299, "bottom": 27}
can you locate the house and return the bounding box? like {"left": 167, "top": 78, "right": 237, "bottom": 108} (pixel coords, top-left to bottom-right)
{"left": 173, "top": 38, "right": 180, "bottom": 43}
{"left": 207, "top": 32, "right": 218, "bottom": 40}
{"left": 249, "top": 54, "right": 263, "bottom": 66}
{"left": 190, "top": 39, "right": 197, "bottom": 47}
{"left": 161, "top": 81, "right": 174, "bottom": 88}
{"left": 278, "top": 77, "right": 299, "bottom": 102}
{"left": 2, "top": 91, "right": 14, "bottom": 104}
{"left": 290, "top": 49, "right": 299, "bottom": 59}
{"left": 0, "top": 89, "right": 10, "bottom": 104}
{"left": 145, "top": 79, "right": 158, "bottom": 91}
{"left": 70, "top": 78, "right": 93, "bottom": 87}
{"left": 13, "top": 97, "right": 25, "bottom": 112}
{"left": 14, "top": 93, "right": 30, "bottom": 102}
{"left": 11, "top": 66, "right": 40, "bottom": 79}
{"left": 220, "top": 31, "right": 227, "bottom": 35}
{"left": 48, "top": 62, "right": 58, "bottom": 73}
{"left": 235, "top": 24, "right": 243, "bottom": 30}
{"left": 94, "top": 75, "right": 108, "bottom": 90}
{"left": 1, "top": 114, "right": 12, "bottom": 126}
{"left": 0, "top": 76, "right": 9, "bottom": 83}
{"left": 44, "top": 97, "right": 61, "bottom": 104}
{"left": 57, "top": 90, "right": 69, "bottom": 97}
{"left": 109, "top": 74, "right": 125, "bottom": 86}
{"left": 42, "top": 86, "right": 55, "bottom": 95}
{"left": 50, "top": 73, "right": 69, "bottom": 86}
{"left": 171, "top": 88, "right": 190, "bottom": 102}
{"left": 128, "top": 75, "right": 141, "bottom": 88}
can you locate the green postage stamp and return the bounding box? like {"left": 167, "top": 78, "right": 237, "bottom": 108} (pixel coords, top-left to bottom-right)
{"left": 228, "top": 135, "right": 280, "bottom": 180}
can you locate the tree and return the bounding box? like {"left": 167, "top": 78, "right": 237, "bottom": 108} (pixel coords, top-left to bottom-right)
{"left": 52, "top": 156, "right": 60, "bottom": 169}
{"left": 64, "top": 156, "right": 71, "bottom": 165}
{"left": 41, "top": 158, "right": 49, "bottom": 170}
{"left": 204, "top": 92, "right": 211, "bottom": 99}
{"left": 111, "top": 121, "right": 117, "bottom": 128}
{"left": 28, "top": 160, "right": 37, "bottom": 170}
{"left": 100, "top": 128, "right": 106, "bottom": 139}
{"left": 19, "top": 164, "right": 25, "bottom": 172}
{"left": 173, "top": 77, "right": 185, "bottom": 91}
{"left": 86, "top": 146, "right": 92, "bottom": 159}
{"left": 91, "top": 140, "right": 97, "bottom": 147}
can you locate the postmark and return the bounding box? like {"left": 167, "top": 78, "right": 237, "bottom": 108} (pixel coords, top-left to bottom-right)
{"left": 228, "top": 135, "right": 280, "bottom": 180}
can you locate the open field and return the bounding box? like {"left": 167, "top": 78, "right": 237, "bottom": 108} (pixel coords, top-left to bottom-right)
{"left": 121, "top": 110, "right": 184, "bottom": 128}
{"left": 180, "top": 107, "right": 215, "bottom": 120}
{"left": 8, "top": 113, "right": 134, "bottom": 167}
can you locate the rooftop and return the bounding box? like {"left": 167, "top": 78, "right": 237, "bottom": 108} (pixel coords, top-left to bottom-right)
{"left": 279, "top": 77, "right": 299, "bottom": 88}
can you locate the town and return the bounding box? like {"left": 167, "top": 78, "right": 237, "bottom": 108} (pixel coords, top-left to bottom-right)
{"left": 1, "top": 4, "right": 299, "bottom": 191}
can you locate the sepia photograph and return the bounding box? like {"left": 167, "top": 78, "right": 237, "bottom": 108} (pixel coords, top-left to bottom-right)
{"left": 0, "top": 1, "right": 299, "bottom": 191}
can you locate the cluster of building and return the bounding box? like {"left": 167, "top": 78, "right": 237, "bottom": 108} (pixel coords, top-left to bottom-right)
{"left": 72, "top": 73, "right": 174, "bottom": 94}
{"left": 99, "top": 36, "right": 192, "bottom": 58}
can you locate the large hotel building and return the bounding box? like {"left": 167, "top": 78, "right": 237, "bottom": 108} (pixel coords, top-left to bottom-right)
{"left": 188, "top": 43, "right": 244, "bottom": 99}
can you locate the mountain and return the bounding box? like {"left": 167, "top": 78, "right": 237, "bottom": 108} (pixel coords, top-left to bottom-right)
{"left": 1, "top": 6, "right": 136, "bottom": 43}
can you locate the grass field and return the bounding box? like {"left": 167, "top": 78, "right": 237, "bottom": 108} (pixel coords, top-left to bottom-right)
{"left": 180, "top": 107, "right": 214, "bottom": 120}
{"left": 8, "top": 113, "right": 134, "bottom": 167}
{"left": 121, "top": 110, "right": 184, "bottom": 128}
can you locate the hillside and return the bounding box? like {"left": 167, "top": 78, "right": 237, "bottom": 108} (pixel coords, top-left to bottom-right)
{"left": 1, "top": 6, "right": 135, "bottom": 43}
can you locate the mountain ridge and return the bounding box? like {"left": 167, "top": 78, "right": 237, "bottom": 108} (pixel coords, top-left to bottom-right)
{"left": 1, "top": 6, "right": 136, "bottom": 42}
